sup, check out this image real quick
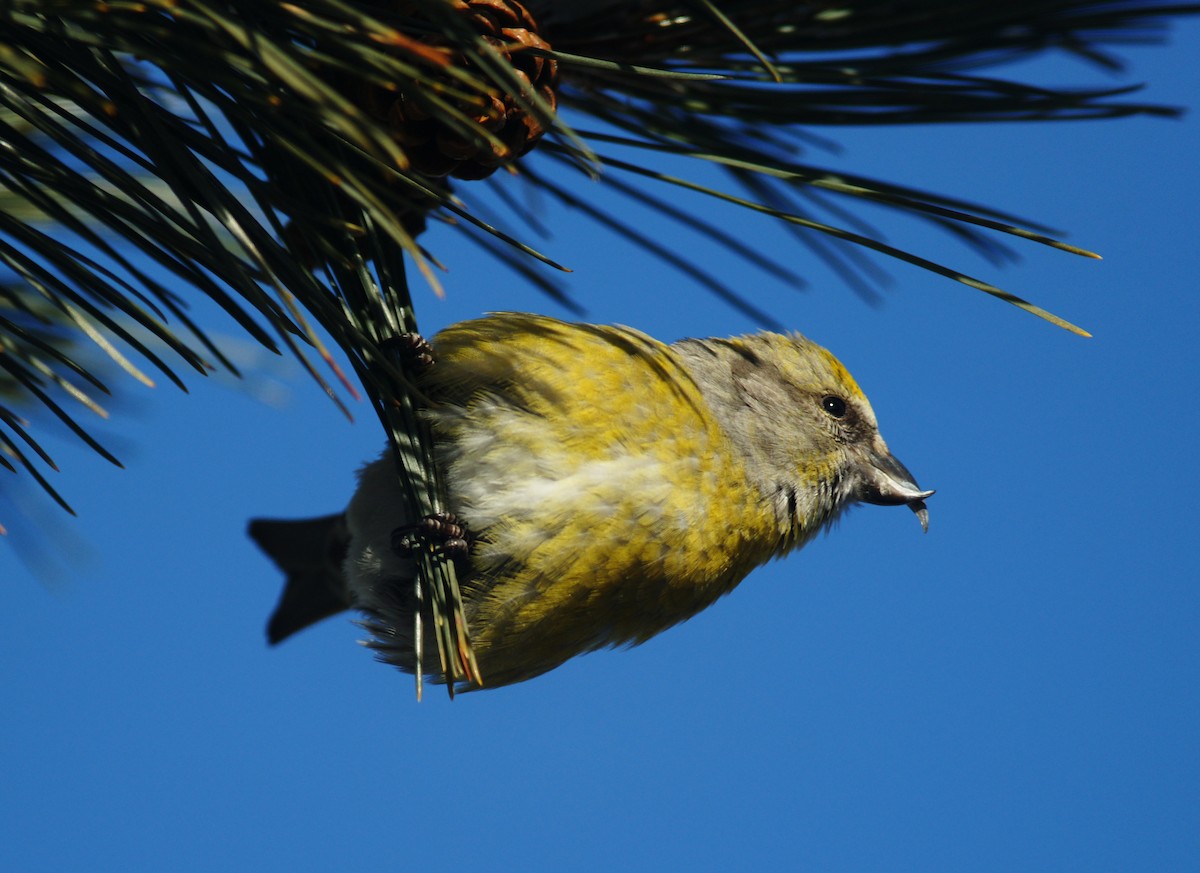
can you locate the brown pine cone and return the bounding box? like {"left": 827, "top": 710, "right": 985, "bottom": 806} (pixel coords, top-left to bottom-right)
{"left": 359, "top": 0, "right": 558, "bottom": 180}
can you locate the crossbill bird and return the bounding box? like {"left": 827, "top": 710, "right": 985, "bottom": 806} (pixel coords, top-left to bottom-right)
{"left": 250, "top": 312, "right": 932, "bottom": 690}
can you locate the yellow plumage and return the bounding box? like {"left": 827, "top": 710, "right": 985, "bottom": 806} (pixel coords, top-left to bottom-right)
{"left": 251, "top": 313, "right": 931, "bottom": 690}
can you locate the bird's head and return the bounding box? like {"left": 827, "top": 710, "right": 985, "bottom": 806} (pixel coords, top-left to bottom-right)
{"left": 674, "top": 331, "right": 933, "bottom": 540}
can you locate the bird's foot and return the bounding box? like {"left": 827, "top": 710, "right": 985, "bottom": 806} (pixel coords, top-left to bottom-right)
{"left": 381, "top": 332, "right": 436, "bottom": 372}
{"left": 391, "top": 511, "right": 470, "bottom": 564}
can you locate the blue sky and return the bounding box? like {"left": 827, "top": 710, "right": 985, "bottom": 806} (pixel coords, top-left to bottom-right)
{"left": 3, "top": 19, "right": 1199, "bottom": 873}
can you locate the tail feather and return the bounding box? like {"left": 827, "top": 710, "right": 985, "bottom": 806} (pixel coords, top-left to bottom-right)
{"left": 248, "top": 514, "right": 352, "bottom": 645}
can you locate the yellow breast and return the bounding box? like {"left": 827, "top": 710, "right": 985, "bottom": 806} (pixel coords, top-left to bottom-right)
{"left": 421, "top": 314, "right": 781, "bottom": 685}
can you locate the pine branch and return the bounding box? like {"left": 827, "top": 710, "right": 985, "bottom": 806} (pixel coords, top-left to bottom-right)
{"left": 0, "top": 0, "right": 1196, "bottom": 532}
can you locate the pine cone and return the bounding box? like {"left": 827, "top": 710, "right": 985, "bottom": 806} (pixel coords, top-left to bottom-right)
{"left": 359, "top": 0, "right": 558, "bottom": 180}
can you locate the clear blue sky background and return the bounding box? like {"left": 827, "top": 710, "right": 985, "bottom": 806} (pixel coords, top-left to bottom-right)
{"left": 3, "top": 19, "right": 1198, "bottom": 873}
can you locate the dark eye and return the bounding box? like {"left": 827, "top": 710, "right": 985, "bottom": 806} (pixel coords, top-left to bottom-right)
{"left": 821, "top": 395, "right": 848, "bottom": 419}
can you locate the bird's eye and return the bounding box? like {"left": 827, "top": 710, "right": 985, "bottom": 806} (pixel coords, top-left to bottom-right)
{"left": 821, "top": 395, "right": 848, "bottom": 419}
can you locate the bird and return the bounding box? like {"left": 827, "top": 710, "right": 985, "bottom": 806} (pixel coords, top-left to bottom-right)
{"left": 249, "top": 312, "right": 932, "bottom": 690}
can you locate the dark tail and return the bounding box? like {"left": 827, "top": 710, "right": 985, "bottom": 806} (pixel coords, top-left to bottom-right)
{"left": 248, "top": 514, "right": 352, "bottom": 645}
